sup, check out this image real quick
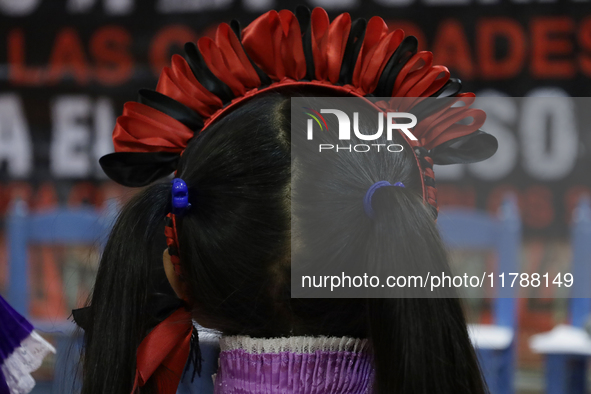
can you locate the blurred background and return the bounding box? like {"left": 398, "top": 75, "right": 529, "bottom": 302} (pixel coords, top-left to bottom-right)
{"left": 0, "top": 0, "right": 590, "bottom": 393}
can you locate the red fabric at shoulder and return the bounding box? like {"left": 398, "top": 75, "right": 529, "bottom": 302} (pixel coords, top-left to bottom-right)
{"left": 133, "top": 308, "right": 192, "bottom": 394}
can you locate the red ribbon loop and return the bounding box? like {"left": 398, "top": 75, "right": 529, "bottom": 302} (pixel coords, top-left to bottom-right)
{"left": 132, "top": 307, "right": 193, "bottom": 394}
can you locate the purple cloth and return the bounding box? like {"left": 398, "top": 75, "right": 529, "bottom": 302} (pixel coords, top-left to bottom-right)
{"left": 0, "top": 369, "right": 8, "bottom": 394}
{"left": 214, "top": 348, "right": 374, "bottom": 393}
{"left": 0, "top": 295, "right": 35, "bottom": 394}
{"left": 0, "top": 295, "right": 33, "bottom": 363}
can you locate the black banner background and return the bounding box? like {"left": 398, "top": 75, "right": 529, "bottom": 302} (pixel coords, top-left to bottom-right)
{"left": 1, "top": 0, "right": 590, "bottom": 236}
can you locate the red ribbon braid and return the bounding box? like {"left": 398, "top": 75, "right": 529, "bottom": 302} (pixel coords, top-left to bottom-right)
{"left": 132, "top": 308, "right": 193, "bottom": 394}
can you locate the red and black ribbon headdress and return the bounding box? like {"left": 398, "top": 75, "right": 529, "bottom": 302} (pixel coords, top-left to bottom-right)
{"left": 96, "top": 6, "right": 498, "bottom": 394}
{"left": 100, "top": 6, "right": 497, "bottom": 215}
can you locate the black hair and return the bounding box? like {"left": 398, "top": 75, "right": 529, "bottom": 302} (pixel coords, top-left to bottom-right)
{"left": 80, "top": 91, "right": 487, "bottom": 394}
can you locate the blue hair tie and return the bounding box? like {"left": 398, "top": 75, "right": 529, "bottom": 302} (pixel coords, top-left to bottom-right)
{"left": 363, "top": 181, "right": 405, "bottom": 218}
{"left": 171, "top": 178, "right": 191, "bottom": 216}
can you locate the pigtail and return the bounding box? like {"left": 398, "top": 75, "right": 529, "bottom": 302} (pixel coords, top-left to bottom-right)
{"left": 366, "top": 186, "right": 486, "bottom": 394}
{"left": 80, "top": 183, "right": 172, "bottom": 394}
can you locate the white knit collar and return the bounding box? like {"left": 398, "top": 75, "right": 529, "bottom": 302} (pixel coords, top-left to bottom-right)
{"left": 219, "top": 335, "right": 370, "bottom": 354}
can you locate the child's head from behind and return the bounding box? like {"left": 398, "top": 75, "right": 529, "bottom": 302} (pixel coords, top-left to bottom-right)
{"left": 168, "top": 91, "right": 423, "bottom": 334}
{"left": 81, "top": 6, "right": 498, "bottom": 389}
{"left": 85, "top": 90, "right": 485, "bottom": 394}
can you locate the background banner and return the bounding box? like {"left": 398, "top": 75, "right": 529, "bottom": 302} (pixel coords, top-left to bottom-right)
{"left": 1, "top": 0, "right": 590, "bottom": 380}
{"left": 1, "top": 0, "right": 590, "bottom": 237}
